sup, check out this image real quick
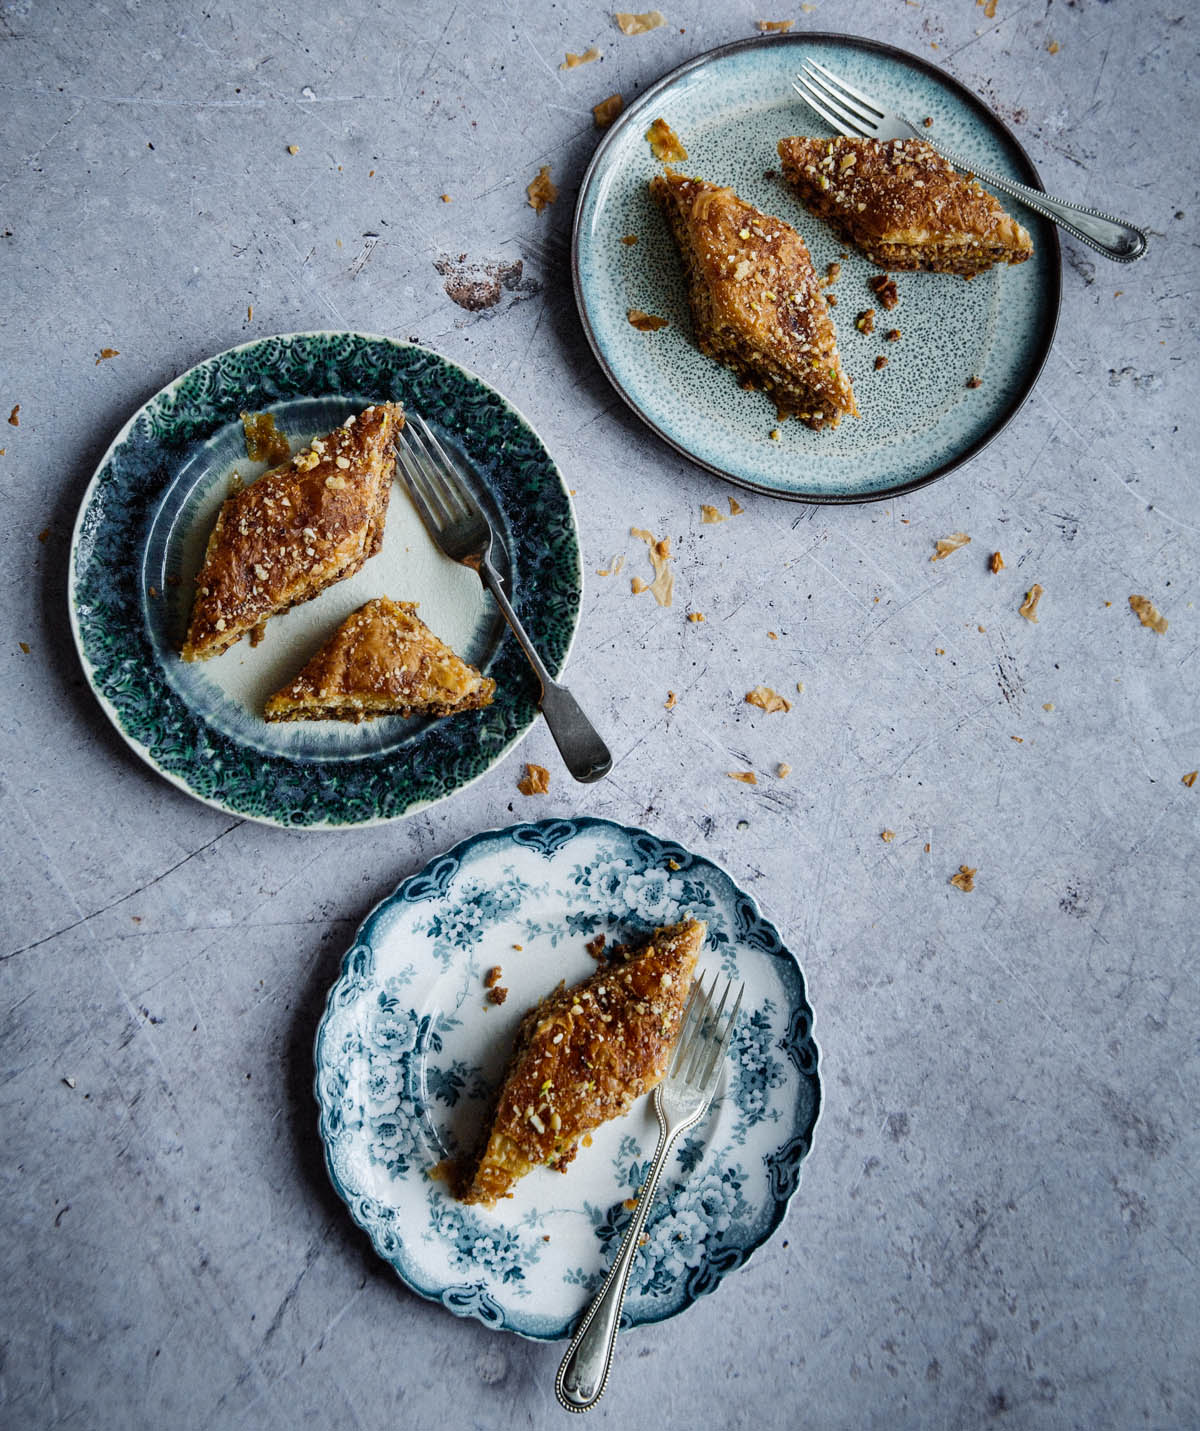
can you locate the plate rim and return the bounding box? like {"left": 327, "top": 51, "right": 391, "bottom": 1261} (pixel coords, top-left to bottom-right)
{"left": 570, "top": 30, "right": 1063, "bottom": 505}
{"left": 312, "top": 814, "right": 823, "bottom": 1340}
{"left": 67, "top": 330, "right": 583, "bottom": 829}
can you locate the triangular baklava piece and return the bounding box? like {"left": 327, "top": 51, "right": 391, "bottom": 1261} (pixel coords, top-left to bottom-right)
{"left": 778, "top": 136, "right": 1034, "bottom": 276}
{"left": 263, "top": 597, "right": 495, "bottom": 723}
{"left": 460, "top": 917, "right": 704, "bottom": 1208}
{"left": 650, "top": 172, "right": 857, "bottom": 430}
{"left": 182, "top": 402, "right": 401, "bottom": 661}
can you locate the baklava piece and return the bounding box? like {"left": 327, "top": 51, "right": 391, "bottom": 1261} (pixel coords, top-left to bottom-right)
{"left": 459, "top": 916, "right": 704, "bottom": 1207}
{"left": 182, "top": 402, "right": 401, "bottom": 661}
{"left": 650, "top": 172, "right": 856, "bottom": 429}
{"left": 777, "top": 136, "right": 1034, "bottom": 276}
{"left": 263, "top": 597, "right": 494, "bottom": 722}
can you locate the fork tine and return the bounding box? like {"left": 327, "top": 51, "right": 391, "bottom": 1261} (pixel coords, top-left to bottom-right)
{"left": 669, "top": 974, "right": 706, "bottom": 1077}
{"left": 410, "top": 413, "right": 480, "bottom": 519}
{"left": 685, "top": 976, "right": 723, "bottom": 1084}
{"left": 806, "top": 57, "right": 886, "bottom": 118}
{"left": 801, "top": 61, "right": 881, "bottom": 130}
{"left": 691, "top": 976, "right": 732, "bottom": 1084}
{"left": 793, "top": 73, "right": 871, "bottom": 138}
{"left": 393, "top": 437, "right": 447, "bottom": 534}
{"left": 698, "top": 982, "right": 744, "bottom": 1090}
{"left": 398, "top": 425, "right": 461, "bottom": 526}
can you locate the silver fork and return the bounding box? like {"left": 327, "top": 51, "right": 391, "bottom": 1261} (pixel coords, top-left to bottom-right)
{"left": 793, "top": 57, "right": 1146, "bottom": 263}
{"left": 556, "top": 971, "right": 745, "bottom": 1414}
{"left": 394, "top": 414, "right": 611, "bottom": 784}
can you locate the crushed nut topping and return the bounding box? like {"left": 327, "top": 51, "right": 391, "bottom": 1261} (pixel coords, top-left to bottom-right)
{"left": 931, "top": 532, "right": 971, "bottom": 562}
{"left": 885, "top": 328, "right": 901, "bottom": 342}
{"left": 1129, "top": 594, "right": 1167, "bottom": 634}
{"left": 855, "top": 308, "right": 876, "bottom": 334}
{"left": 874, "top": 355, "right": 889, "bottom": 370}
{"left": 950, "top": 865, "right": 977, "bottom": 893}
{"left": 1020, "top": 584, "right": 1044, "bottom": 622}
{"left": 868, "top": 274, "right": 899, "bottom": 309}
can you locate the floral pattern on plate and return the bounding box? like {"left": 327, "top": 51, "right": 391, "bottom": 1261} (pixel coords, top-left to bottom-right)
{"left": 315, "top": 817, "right": 821, "bottom": 1340}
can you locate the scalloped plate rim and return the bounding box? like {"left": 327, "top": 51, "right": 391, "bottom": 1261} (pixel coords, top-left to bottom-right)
{"left": 313, "top": 814, "right": 823, "bottom": 1340}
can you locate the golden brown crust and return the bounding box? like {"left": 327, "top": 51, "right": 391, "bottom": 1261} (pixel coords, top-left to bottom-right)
{"left": 460, "top": 917, "right": 705, "bottom": 1207}
{"left": 181, "top": 403, "right": 401, "bottom": 661}
{"left": 650, "top": 172, "right": 857, "bottom": 429}
{"left": 777, "top": 137, "right": 1033, "bottom": 276}
{"left": 263, "top": 597, "right": 495, "bottom": 722}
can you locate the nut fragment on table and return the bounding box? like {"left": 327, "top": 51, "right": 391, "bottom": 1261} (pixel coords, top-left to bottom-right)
{"left": 989, "top": 550, "right": 1005, "bottom": 573}
{"left": 1129, "top": 594, "right": 1168, "bottom": 634}
{"left": 517, "top": 763, "right": 551, "bottom": 795}
{"left": 931, "top": 532, "right": 971, "bottom": 562}
{"left": 616, "top": 10, "right": 665, "bottom": 34}
{"left": 1020, "top": 584, "right": 1044, "bottom": 622}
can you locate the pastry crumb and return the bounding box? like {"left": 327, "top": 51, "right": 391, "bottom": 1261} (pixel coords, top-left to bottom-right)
{"left": 874, "top": 355, "right": 889, "bottom": 370}
{"left": 441, "top": 193, "right": 452, "bottom": 203}
{"left": 585, "top": 933, "right": 607, "bottom": 960}
{"left": 631, "top": 576, "right": 650, "bottom": 594}
{"left": 868, "top": 274, "right": 899, "bottom": 309}
{"left": 594, "top": 93, "right": 625, "bottom": 127}
{"left": 527, "top": 165, "right": 558, "bottom": 214}
{"left": 631, "top": 527, "right": 675, "bottom": 605}
{"left": 8, "top": 405, "right": 19, "bottom": 426}
{"left": 628, "top": 308, "right": 668, "bottom": 331}
{"left": 885, "top": 328, "right": 901, "bottom": 342}
{"left": 18, "top": 641, "right": 30, "bottom": 654}
{"left": 241, "top": 411, "right": 291, "bottom": 466}
{"left": 664, "top": 690, "right": 677, "bottom": 709}
{"left": 1129, "top": 594, "right": 1167, "bottom": 634}
{"left": 777, "top": 762, "right": 792, "bottom": 778}
{"left": 616, "top": 10, "right": 666, "bottom": 35}
{"left": 1011, "top": 735, "right": 1024, "bottom": 743}
{"left": 931, "top": 532, "right": 971, "bottom": 562}
{"left": 1182, "top": 771, "right": 1197, "bottom": 788}
{"left": 756, "top": 18, "right": 794, "bottom": 31}
{"left": 989, "top": 550, "right": 1005, "bottom": 574}
{"left": 769, "top": 427, "right": 782, "bottom": 441}
{"left": 37, "top": 527, "right": 49, "bottom": 543}
{"left": 1020, "top": 584, "right": 1044, "bottom": 622}
{"left": 767, "top": 630, "right": 778, "bottom": 639}
{"left": 855, "top": 308, "right": 876, "bottom": 334}
{"left": 745, "top": 685, "right": 791, "bottom": 713}
{"left": 924, "top": 842, "right": 931, "bottom": 853}
{"left": 950, "top": 865, "right": 976, "bottom": 893}
{"left": 881, "top": 829, "right": 896, "bottom": 842}
{"left": 1047, "top": 39, "right": 1059, "bottom": 53}
{"left": 287, "top": 144, "right": 299, "bottom": 155}
{"left": 517, "top": 763, "right": 551, "bottom": 795}
{"left": 687, "top": 611, "right": 704, "bottom": 622}
{"left": 729, "top": 496, "right": 745, "bottom": 515}
{"left": 1043, "top": 702, "right": 1054, "bottom": 711}
{"left": 966, "top": 374, "right": 983, "bottom": 388}
{"left": 95, "top": 347, "right": 120, "bottom": 364}
{"left": 645, "top": 116, "right": 687, "bottom": 162}
{"left": 484, "top": 966, "right": 504, "bottom": 989}
{"left": 619, "top": 232, "right": 638, "bottom": 245}
{"left": 701, "top": 503, "right": 727, "bottom": 523}
{"left": 728, "top": 770, "right": 758, "bottom": 785}
{"left": 561, "top": 45, "right": 601, "bottom": 67}
{"left": 487, "top": 985, "right": 509, "bottom": 1006}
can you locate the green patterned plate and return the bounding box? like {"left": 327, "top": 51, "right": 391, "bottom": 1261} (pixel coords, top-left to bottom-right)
{"left": 573, "top": 34, "right": 1061, "bottom": 503}
{"left": 69, "top": 333, "right": 582, "bottom": 827}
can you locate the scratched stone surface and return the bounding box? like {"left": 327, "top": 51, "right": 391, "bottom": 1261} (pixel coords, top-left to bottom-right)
{"left": 1, "top": 1, "right": 1197, "bottom": 1427}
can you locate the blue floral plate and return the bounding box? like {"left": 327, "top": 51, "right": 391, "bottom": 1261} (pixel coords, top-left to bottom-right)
{"left": 572, "top": 33, "right": 1061, "bottom": 503}
{"left": 69, "top": 332, "right": 581, "bottom": 827}
{"left": 314, "top": 817, "right": 821, "bottom": 1340}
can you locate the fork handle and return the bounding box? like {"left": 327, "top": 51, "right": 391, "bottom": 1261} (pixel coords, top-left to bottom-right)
{"left": 933, "top": 144, "right": 1147, "bottom": 263}
{"left": 479, "top": 560, "right": 612, "bottom": 783}
{"left": 556, "top": 1120, "right": 677, "bottom": 1413}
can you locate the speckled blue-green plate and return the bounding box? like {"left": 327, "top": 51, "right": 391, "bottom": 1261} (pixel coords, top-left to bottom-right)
{"left": 573, "top": 34, "right": 1061, "bottom": 503}
{"left": 314, "top": 817, "right": 820, "bottom": 1339}
{"left": 69, "top": 333, "right": 581, "bottom": 827}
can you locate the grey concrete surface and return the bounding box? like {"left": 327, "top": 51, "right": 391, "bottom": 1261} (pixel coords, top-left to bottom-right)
{"left": 2, "top": 1, "right": 1197, "bottom": 1428}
